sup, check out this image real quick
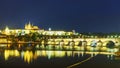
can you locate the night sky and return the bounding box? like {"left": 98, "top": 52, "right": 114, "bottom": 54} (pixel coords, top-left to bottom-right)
{"left": 0, "top": 0, "right": 120, "bottom": 33}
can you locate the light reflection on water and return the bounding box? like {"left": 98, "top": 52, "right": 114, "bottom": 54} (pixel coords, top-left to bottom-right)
{"left": 3, "top": 49, "right": 117, "bottom": 64}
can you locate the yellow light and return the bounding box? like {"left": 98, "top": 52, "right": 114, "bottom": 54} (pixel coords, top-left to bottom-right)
{"left": 25, "top": 30, "right": 30, "bottom": 34}
{"left": 46, "top": 51, "right": 54, "bottom": 59}
{"left": 54, "top": 51, "right": 65, "bottom": 57}
{"left": 14, "top": 50, "right": 20, "bottom": 56}
{"left": 5, "top": 26, "right": 10, "bottom": 35}
{"left": 41, "top": 50, "right": 46, "bottom": 56}
{"left": 4, "top": 50, "right": 9, "bottom": 60}
{"left": 24, "top": 51, "right": 33, "bottom": 64}
{"left": 67, "top": 51, "right": 72, "bottom": 57}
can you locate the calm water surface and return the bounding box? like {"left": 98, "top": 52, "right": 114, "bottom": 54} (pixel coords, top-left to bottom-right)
{"left": 0, "top": 48, "right": 120, "bottom": 68}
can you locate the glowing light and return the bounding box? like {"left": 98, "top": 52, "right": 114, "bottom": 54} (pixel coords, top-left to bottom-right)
{"left": 24, "top": 51, "right": 33, "bottom": 63}
{"left": 49, "top": 28, "right": 51, "bottom": 31}
{"left": 4, "top": 50, "right": 9, "bottom": 60}
{"left": 4, "top": 50, "right": 20, "bottom": 60}
{"left": 5, "top": 26, "right": 10, "bottom": 35}
{"left": 54, "top": 51, "right": 65, "bottom": 57}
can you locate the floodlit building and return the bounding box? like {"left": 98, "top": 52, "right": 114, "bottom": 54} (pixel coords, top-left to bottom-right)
{"left": 25, "top": 21, "right": 39, "bottom": 30}
{"left": 1, "top": 22, "right": 74, "bottom": 36}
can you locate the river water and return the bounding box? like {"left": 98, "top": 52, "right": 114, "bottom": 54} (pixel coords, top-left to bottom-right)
{"left": 0, "top": 42, "right": 119, "bottom": 68}
{"left": 0, "top": 47, "right": 120, "bottom": 68}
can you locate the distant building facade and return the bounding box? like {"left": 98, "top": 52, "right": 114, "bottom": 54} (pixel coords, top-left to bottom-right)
{"left": 1, "top": 22, "right": 73, "bottom": 36}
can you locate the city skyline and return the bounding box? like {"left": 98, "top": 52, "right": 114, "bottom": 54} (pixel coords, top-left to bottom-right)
{"left": 0, "top": 1, "right": 120, "bottom": 68}
{"left": 0, "top": 0, "right": 120, "bottom": 33}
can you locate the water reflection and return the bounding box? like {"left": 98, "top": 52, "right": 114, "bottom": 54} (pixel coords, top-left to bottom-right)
{"left": 4, "top": 50, "right": 20, "bottom": 60}
{"left": 3, "top": 49, "right": 118, "bottom": 64}
{"left": 23, "top": 51, "right": 34, "bottom": 63}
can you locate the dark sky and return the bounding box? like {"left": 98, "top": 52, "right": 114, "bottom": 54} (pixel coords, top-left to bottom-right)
{"left": 0, "top": 0, "right": 120, "bottom": 33}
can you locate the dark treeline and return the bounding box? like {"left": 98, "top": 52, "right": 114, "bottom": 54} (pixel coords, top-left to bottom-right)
{"left": 80, "top": 32, "right": 120, "bottom": 38}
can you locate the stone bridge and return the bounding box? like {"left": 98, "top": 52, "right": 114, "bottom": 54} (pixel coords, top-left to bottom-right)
{"left": 48, "top": 38, "right": 120, "bottom": 46}
{"left": 0, "top": 37, "right": 120, "bottom": 47}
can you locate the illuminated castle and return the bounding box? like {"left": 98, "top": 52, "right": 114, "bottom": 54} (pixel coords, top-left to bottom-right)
{"left": 1, "top": 21, "right": 73, "bottom": 36}
{"left": 25, "top": 22, "right": 39, "bottom": 30}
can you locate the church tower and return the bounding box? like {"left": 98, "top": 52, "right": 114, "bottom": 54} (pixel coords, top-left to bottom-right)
{"left": 25, "top": 21, "right": 33, "bottom": 30}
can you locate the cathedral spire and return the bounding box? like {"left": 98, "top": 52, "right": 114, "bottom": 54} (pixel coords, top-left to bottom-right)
{"left": 28, "top": 21, "right": 31, "bottom": 25}
{"left": 25, "top": 21, "right": 32, "bottom": 29}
